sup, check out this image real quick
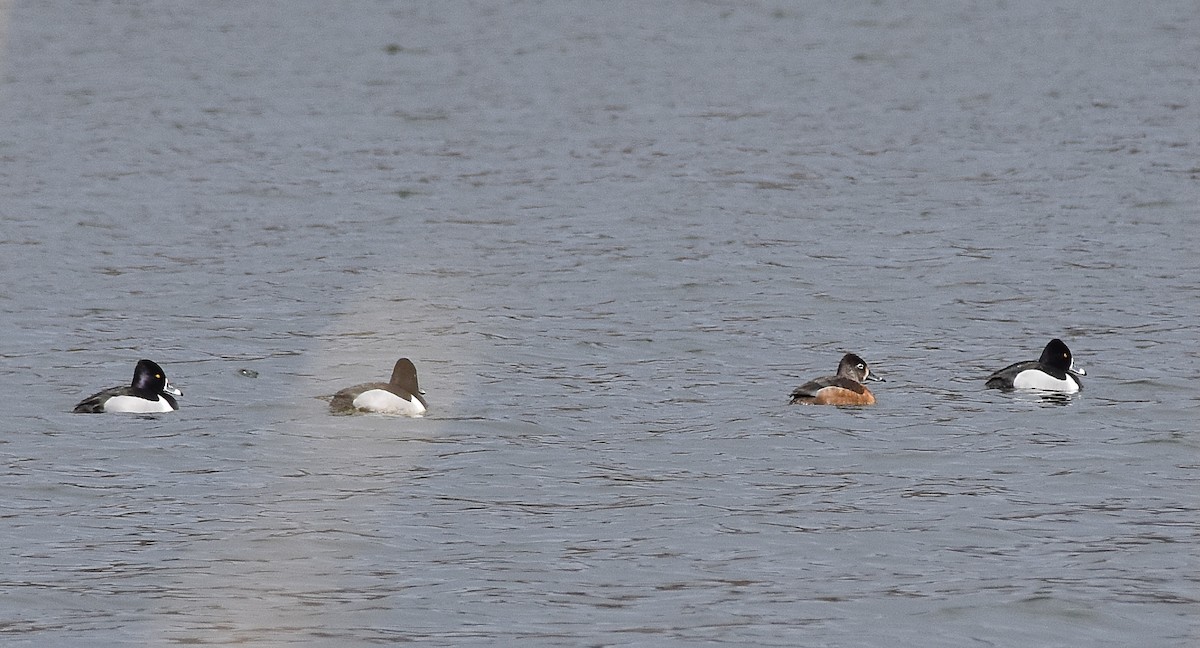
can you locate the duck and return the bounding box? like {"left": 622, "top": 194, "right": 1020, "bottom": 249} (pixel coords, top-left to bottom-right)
{"left": 73, "top": 359, "right": 182, "bottom": 413}
{"left": 789, "top": 353, "right": 882, "bottom": 406}
{"left": 330, "top": 357, "right": 428, "bottom": 416}
{"left": 985, "top": 338, "right": 1085, "bottom": 393}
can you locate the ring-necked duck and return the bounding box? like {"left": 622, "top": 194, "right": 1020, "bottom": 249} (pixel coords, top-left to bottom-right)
{"left": 789, "top": 353, "right": 882, "bottom": 406}
{"left": 330, "top": 357, "right": 428, "bottom": 416}
{"left": 985, "top": 338, "right": 1085, "bottom": 393}
{"left": 73, "top": 359, "right": 182, "bottom": 413}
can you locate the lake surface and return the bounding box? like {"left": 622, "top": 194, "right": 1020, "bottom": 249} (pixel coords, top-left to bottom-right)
{"left": 1, "top": 1, "right": 1197, "bottom": 646}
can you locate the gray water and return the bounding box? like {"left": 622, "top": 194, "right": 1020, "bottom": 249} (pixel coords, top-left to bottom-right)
{"left": 2, "top": 1, "right": 1198, "bottom": 646}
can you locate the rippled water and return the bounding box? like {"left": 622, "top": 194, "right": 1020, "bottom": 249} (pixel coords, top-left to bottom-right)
{"left": 2, "top": 1, "right": 1198, "bottom": 646}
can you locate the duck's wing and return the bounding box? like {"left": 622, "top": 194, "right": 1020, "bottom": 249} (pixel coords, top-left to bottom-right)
{"left": 790, "top": 376, "right": 867, "bottom": 403}
{"left": 72, "top": 386, "right": 125, "bottom": 413}
{"left": 985, "top": 360, "right": 1039, "bottom": 388}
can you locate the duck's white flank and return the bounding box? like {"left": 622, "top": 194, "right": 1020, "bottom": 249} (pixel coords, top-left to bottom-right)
{"left": 1011, "top": 369, "right": 1080, "bottom": 393}
{"left": 352, "top": 389, "right": 426, "bottom": 416}
{"left": 103, "top": 394, "right": 176, "bottom": 413}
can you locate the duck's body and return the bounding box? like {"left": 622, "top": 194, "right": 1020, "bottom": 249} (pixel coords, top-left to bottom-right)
{"left": 331, "top": 358, "right": 428, "bottom": 416}
{"left": 74, "top": 359, "right": 182, "bottom": 413}
{"left": 789, "top": 353, "right": 881, "bottom": 406}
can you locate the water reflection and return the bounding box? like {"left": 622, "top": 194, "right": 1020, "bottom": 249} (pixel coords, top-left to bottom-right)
{"left": 1000, "top": 390, "right": 1079, "bottom": 407}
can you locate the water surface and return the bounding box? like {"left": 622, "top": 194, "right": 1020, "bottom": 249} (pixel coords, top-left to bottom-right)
{"left": 1, "top": 2, "right": 1197, "bottom": 646}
